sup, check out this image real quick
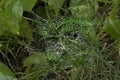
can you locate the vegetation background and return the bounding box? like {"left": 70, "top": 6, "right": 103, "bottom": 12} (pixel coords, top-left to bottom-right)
{"left": 0, "top": 0, "right": 120, "bottom": 80}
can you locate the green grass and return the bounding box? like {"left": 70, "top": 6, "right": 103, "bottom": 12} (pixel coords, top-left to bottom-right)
{"left": 0, "top": 0, "right": 120, "bottom": 80}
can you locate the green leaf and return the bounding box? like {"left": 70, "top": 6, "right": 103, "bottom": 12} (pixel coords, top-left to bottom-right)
{"left": 19, "top": 19, "right": 34, "bottom": 41}
{"left": 104, "top": 16, "right": 120, "bottom": 39}
{"left": 0, "top": 62, "right": 16, "bottom": 78}
{"left": 24, "top": 53, "right": 47, "bottom": 65}
{"left": 5, "top": 0, "right": 23, "bottom": 19}
{"left": 0, "top": 72, "right": 17, "bottom": 80}
{"left": 21, "top": 0, "right": 37, "bottom": 11}
{"left": 0, "top": 0, "right": 8, "bottom": 9}
{"left": 43, "top": 0, "right": 65, "bottom": 16}
{"left": 0, "top": 10, "right": 19, "bottom": 35}
{"left": 0, "top": 0, "right": 23, "bottom": 36}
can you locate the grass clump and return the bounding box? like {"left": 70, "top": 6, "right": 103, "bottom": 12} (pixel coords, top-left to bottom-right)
{"left": 0, "top": 0, "right": 120, "bottom": 80}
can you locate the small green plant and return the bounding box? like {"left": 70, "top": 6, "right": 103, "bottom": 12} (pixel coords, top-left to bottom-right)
{"left": 0, "top": 0, "right": 120, "bottom": 80}
{"left": 0, "top": 0, "right": 37, "bottom": 79}
{"left": 0, "top": 0, "right": 37, "bottom": 39}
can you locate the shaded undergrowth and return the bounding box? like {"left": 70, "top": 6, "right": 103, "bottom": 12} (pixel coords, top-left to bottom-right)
{"left": 0, "top": 0, "right": 120, "bottom": 80}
